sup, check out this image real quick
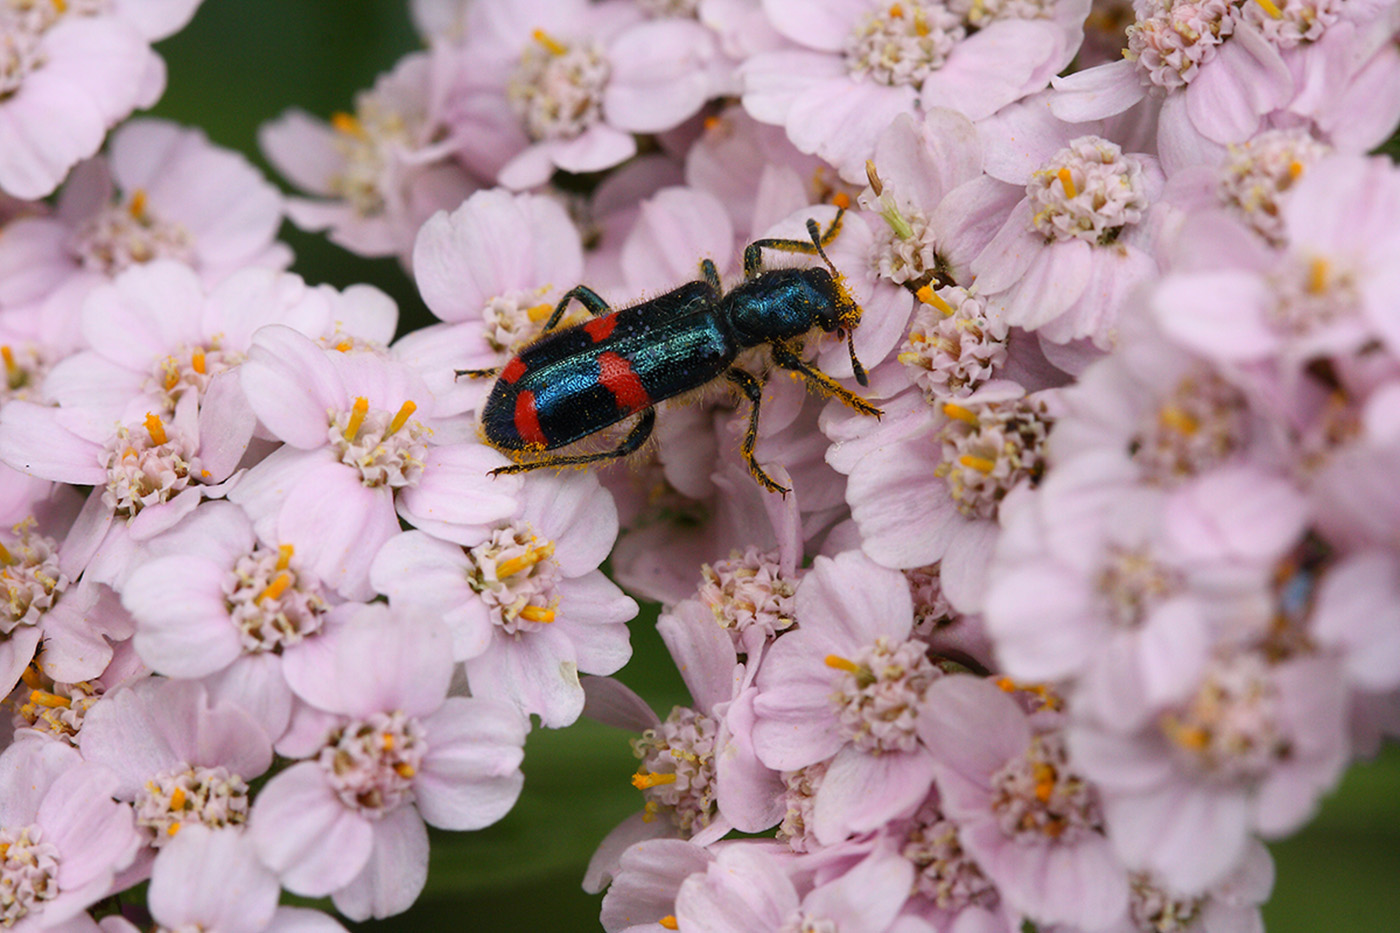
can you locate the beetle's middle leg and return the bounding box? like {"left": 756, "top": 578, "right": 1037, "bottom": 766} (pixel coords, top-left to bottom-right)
{"left": 742, "top": 209, "right": 845, "bottom": 278}
{"left": 770, "top": 342, "right": 882, "bottom": 418}
{"left": 726, "top": 368, "right": 789, "bottom": 496}
{"left": 489, "top": 409, "right": 657, "bottom": 477}
{"left": 543, "top": 284, "right": 614, "bottom": 331}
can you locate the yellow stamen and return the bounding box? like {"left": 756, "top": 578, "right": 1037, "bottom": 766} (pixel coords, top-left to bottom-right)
{"left": 343, "top": 396, "right": 369, "bottom": 442}
{"left": 256, "top": 572, "right": 292, "bottom": 603}
{"left": 941, "top": 402, "right": 979, "bottom": 425}
{"left": 495, "top": 540, "right": 556, "bottom": 579}
{"left": 191, "top": 347, "right": 207, "bottom": 374}
{"left": 913, "top": 8, "right": 930, "bottom": 35}
{"left": 1157, "top": 405, "right": 1199, "bottom": 435}
{"left": 394, "top": 762, "right": 416, "bottom": 779}
{"left": 995, "top": 676, "right": 1017, "bottom": 693}
{"left": 331, "top": 111, "right": 365, "bottom": 138}
{"left": 532, "top": 28, "right": 568, "bottom": 55}
{"left": 831, "top": 191, "right": 852, "bottom": 210}
{"left": 631, "top": 772, "right": 677, "bottom": 790}
{"left": 888, "top": 2, "right": 905, "bottom": 16}
{"left": 519, "top": 605, "right": 556, "bottom": 623}
{"left": 144, "top": 412, "right": 168, "bottom": 446}
{"left": 169, "top": 787, "right": 187, "bottom": 811}
{"left": 1307, "top": 257, "right": 1329, "bottom": 294}
{"left": 897, "top": 351, "right": 923, "bottom": 366}
{"left": 1032, "top": 762, "right": 1056, "bottom": 803}
{"left": 387, "top": 400, "right": 417, "bottom": 436}
{"left": 52, "top": 0, "right": 67, "bottom": 14}
{"left": 382, "top": 733, "right": 395, "bottom": 750}
{"left": 526, "top": 302, "right": 555, "bottom": 323}
{"left": 916, "top": 284, "right": 955, "bottom": 316}
{"left": 334, "top": 340, "right": 354, "bottom": 352}
{"left": 824, "top": 654, "right": 862, "bottom": 675}
{"left": 959, "top": 454, "right": 996, "bottom": 474}
{"left": 1287, "top": 160, "right": 1304, "bottom": 181}
{"left": 163, "top": 362, "right": 179, "bottom": 391}
{"left": 660, "top": 917, "right": 679, "bottom": 931}
{"left": 0, "top": 542, "right": 11, "bottom": 566}
{"left": 1253, "top": 0, "right": 1283, "bottom": 18}
{"left": 1057, "top": 167, "right": 1077, "bottom": 199}
{"left": 126, "top": 188, "right": 147, "bottom": 220}
{"left": 168, "top": 822, "right": 182, "bottom": 836}
{"left": 276, "top": 544, "right": 294, "bottom": 571}
{"left": 29, "top": 690, "right": 69, "bottom": 709}
{"left": 1, "top": 345, "right": 16, "bottom": 379}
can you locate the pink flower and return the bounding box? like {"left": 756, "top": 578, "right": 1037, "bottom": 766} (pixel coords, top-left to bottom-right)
{"left": 0, "top": 1, "right": 202, "bottom": 199}
{"left": 252, "top": 604, "right": 528, "bottom": 919}
{"left": 371, "top": 471, "right": 636, "bottom": 727}
{"left": 600, "top": 839, "right": 713, "bottom": 933}
{"left": 741, "top": 0, "right": 1089, "bottom": 182}
{"left": 917, "top": 675, "right": 1130, "bottom": 928}
{"left": 260, "top": 48, "right": 478, "bottom": 261}
{"left": 0, "top": 739, "right": 141, "bottom": 930}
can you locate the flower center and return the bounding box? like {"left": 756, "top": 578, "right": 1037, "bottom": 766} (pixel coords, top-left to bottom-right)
{"left": 1129, "top": 873, "right": 1204, "bottom": 932}
{"left": 990, "top": 730, "right": 1103, "bottom": 844}
{"left": 0, "top": 824, "right": 60, "bottom": 925}
{"left": 903, "top": 798, "right": 998, "bottom": 911}
{"left": 0, "top": 9, "right": 45, "bottom": 99}
{"left": 318, "top": 710, "right": 426, "bottom": 817}
{"left": 935, "top": 398, "right": 1049, "bottom": 520}
{"left": 826, "top": 636, "right": 942, "bottom": 754}
{"left": 1096, "top": 546, "right": 1182, "bottom": 628}
{"left": 777, "top": 761, "right": 828, "bottom": 853}
{"left": 148, "top": 341, "right": 242, "bottom": 414}
{"left": 1159, "top": 653, "right": 1288, "bottom": 782}
{"left": 1028, "top": 136, "right": 1150, "bottom": 246}
{"left": 102, "top": 414, "right": 199, "bottom": 519}
{"left": 482, "top": 289, "right": 555, "bottom": 354}
{"left": 465, "top": 524, "right": 562, "bottom": 634}
{"left": 0, "top": 523, "right": 66, "bottom": 638}
{"left": 13, "top": 665, "right": 99, "bottom": 744}
{"left": 630, "top": 706, "right": 719, "bottom": 834}
{"left": 1217, "top": 128, "right": 1330, "bottom": 245}
{"left": 0, "top": 344, "right": 48, "bottom": 404}
{"left": 1267, "top": 254, "right": 1358, "bottom": 337}
{"left": 1241, "top": 0, "right": 1340, "bottom": 48}
{"left": 950, "top": 0, "right": 1053, "bottom": 28}
{"left": 904, "top": 564, "right": 955, "bottom": 639}
{"left": 223, "top": 543, "right": 328, "bottom": 653}
{"left": 327, "top": 104, "right": 412, "bottom": 218}
{"left": 698, "top": 547, "right": 796, "bottom": 643}
{"left": 900, "top": 286, "right": 1010, "bottom": 401}
{"left": 70, "top": 190, "right": 196, "bottom": 275}
{"left": 1125, "top": 0, "right": 1236, "bottom": 90}
{"left": 508, "top": 30, "right": 611, "bottom": 142}
{"left": 135, "top": 764, "right": 250, "bottom": 844}
{"left": 1128, "top": 369, "right": 1248, "bottom": 484}
{"left": 870, "top": 204, "right": 940, "bottom": 286}
{"left": 328, "top": 397, "right": 426, "bottom": 488}
{"left": 844, "top": 2, "right": 965, "bottom": 86}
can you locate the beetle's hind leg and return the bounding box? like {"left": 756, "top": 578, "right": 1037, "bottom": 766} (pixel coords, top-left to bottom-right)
{"left": 742, "top": 209, "right": 846, "bottom": 278}
{"left": 770, "top": 342, "right": 882, "bottom": 418}
{"left": 489, "top": 410, "right": 657, "bottom": 477}
{"left": 544, "top": 284, "right": 614, "bottom": 332}
{"left": 726, "top": 369, "right": 790, "bottom": 496}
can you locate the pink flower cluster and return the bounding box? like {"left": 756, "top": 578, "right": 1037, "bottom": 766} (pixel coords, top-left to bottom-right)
{"left": 2, "top": 0, "right": 1399, "bottom": 930}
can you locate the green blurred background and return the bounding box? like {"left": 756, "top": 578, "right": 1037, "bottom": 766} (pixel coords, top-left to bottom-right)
{"left": 145, "top": 3, "right": 1400, "bottom": 930}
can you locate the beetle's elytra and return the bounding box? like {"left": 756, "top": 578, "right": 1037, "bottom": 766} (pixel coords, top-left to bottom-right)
{"left": 460, "top": 209, "right": 882, "bottom": 495}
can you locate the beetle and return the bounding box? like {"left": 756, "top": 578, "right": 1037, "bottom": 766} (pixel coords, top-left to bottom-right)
{"left": 458, "top": 209, "right": 881, "bottom": 495}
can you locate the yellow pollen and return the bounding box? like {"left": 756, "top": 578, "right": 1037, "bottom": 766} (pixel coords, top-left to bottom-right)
{"left": 1, "top": 345, "right": 16, "bottom": 377}
{"left": 913, "top": 8, "right": 930, "bottom": 35}
{"left": 889, "top": 2, "right": 905, "bottom": 16}
{"left": 531, "top": 28, "right": 569, "bottom": 55}
{"left": 334, "top": 340, "right": 353, "bottom": 352}
{"left": 1307, "top": 257, "right": 1330, "bottom": 294}
{"left": 519, "top": 605, "right": 556, "bottom": 623}
{"left": 1157, "top": 405, "right": 1199, "bottom": 435}
{"left": 1287, "top": 160, "right": 1304, "bottom": 180}
{"left": 163, "top": 364, "right": 179, "bottom": 391}
{"left": 831, "top": 191, "right": 852, "bottom": 210}
{"left": 916, "top": 285, "right": 955, "bottom": 316}
{"left": 1032, "top": 762, "right": 1056, "bottom": 803}
{"left": 169, "top": 787, "right": 187, "bottom": 811}
{"left": 394, "top": 762, "right": 416, "bottom": 779}
{"left": 941, "top": 402, "right": 979, "bottom": 425}
{"left": 495, "top": 540, "right": 556, "bottom": 579}
{"left": 1057, "top": 167, "right": 1077, "bottom": 200}
{"left": 275, "top": 543, "right": 294, "bottom": 571}
{"left": 168, "top": 822, "right": 182, "bottom": 836}
{"left": 995, "top": 676, "right": 1017, "bottom": 693}
{"left": 824, "top": 654, "right": 862, "bottom": 675}
{"left": 128, "top": 189, "right": 148, "bottom": 219}
{"left": 382, "top": 733, "right": 395, "bottom": 750}
{"left": 144, "top": 412, "right": 168, "bottom": 446}
{"left": 343, "top": 396, "right": 369, "bottom": 442}
{"left": 526, "top": 302, "right": 554, "bottom": 323}
{"left": 29, "top": 690, "right": 70, "bottom": 709}
{"left": 631, "top": 771, "right": 677, "bottom": 790}
{"left": 660, "top": 918, "right": 679, "bottom": 931}
{"left": 897, "top": 351, "right": 923, "bottom": 366}
{"left": 256, "top": 572, "right": 292, "bottom": 603}
{"left": 191, "top": 348, "right": 207, "bottom": 374}
{"left": 959, "top": 453, "right": 996, "bottom": 474}
{"left": 331, "top": 111, "right": 365, "bottom": 138}
{"left": 1253, "top": 0, "right": 1283, "bottom": 17}
{"left": 388, "top": 400, "right": 417, "bottom": 436}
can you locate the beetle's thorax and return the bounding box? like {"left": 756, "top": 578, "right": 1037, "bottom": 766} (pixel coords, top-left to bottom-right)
{"left": 723, "top": 268, "right": 841, "bottom": 348}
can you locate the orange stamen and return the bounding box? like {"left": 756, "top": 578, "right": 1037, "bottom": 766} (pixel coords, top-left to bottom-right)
{"left": 532, "top": 28, "right": 568, "bottom": 55}
{"left": 144, "top": 412, "right": 168, "bottom": 446}
{"left": 1057, "top": 167, "right": 1077, "bottom": 199}
{"left": 519, "top": 605, "right": 556, "bottom": 623}
{"left": 631, "top": 772, "right": 677, "bottom": 790}
{"left": 941, "top": 402, "right": 978, "bottom": 425}
{"left": 343, "top": 397, "right": 369, "bottom": 442}
{"left": 191, "top": 348, "right": 206, "bottom": 374}
{"left": 331, "top": 112, "right": 364, "bottom": 137}
{"left": 387, "top": 400, "right": 417, "bottom": 436}
{"left": 256, "top": 572, "right": 292, "bottom": 603}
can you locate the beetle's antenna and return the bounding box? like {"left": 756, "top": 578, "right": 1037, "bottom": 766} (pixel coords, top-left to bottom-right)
{"left": 805, "top": 216, "right": 841, "bottom": 277}
{"left": 847, "top": 330, "right": 869, "bottom": 386}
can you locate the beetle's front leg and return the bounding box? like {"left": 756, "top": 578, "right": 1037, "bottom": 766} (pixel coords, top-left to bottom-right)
{"left": 769, "top": 342, "right": 882, "bottom": 418}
